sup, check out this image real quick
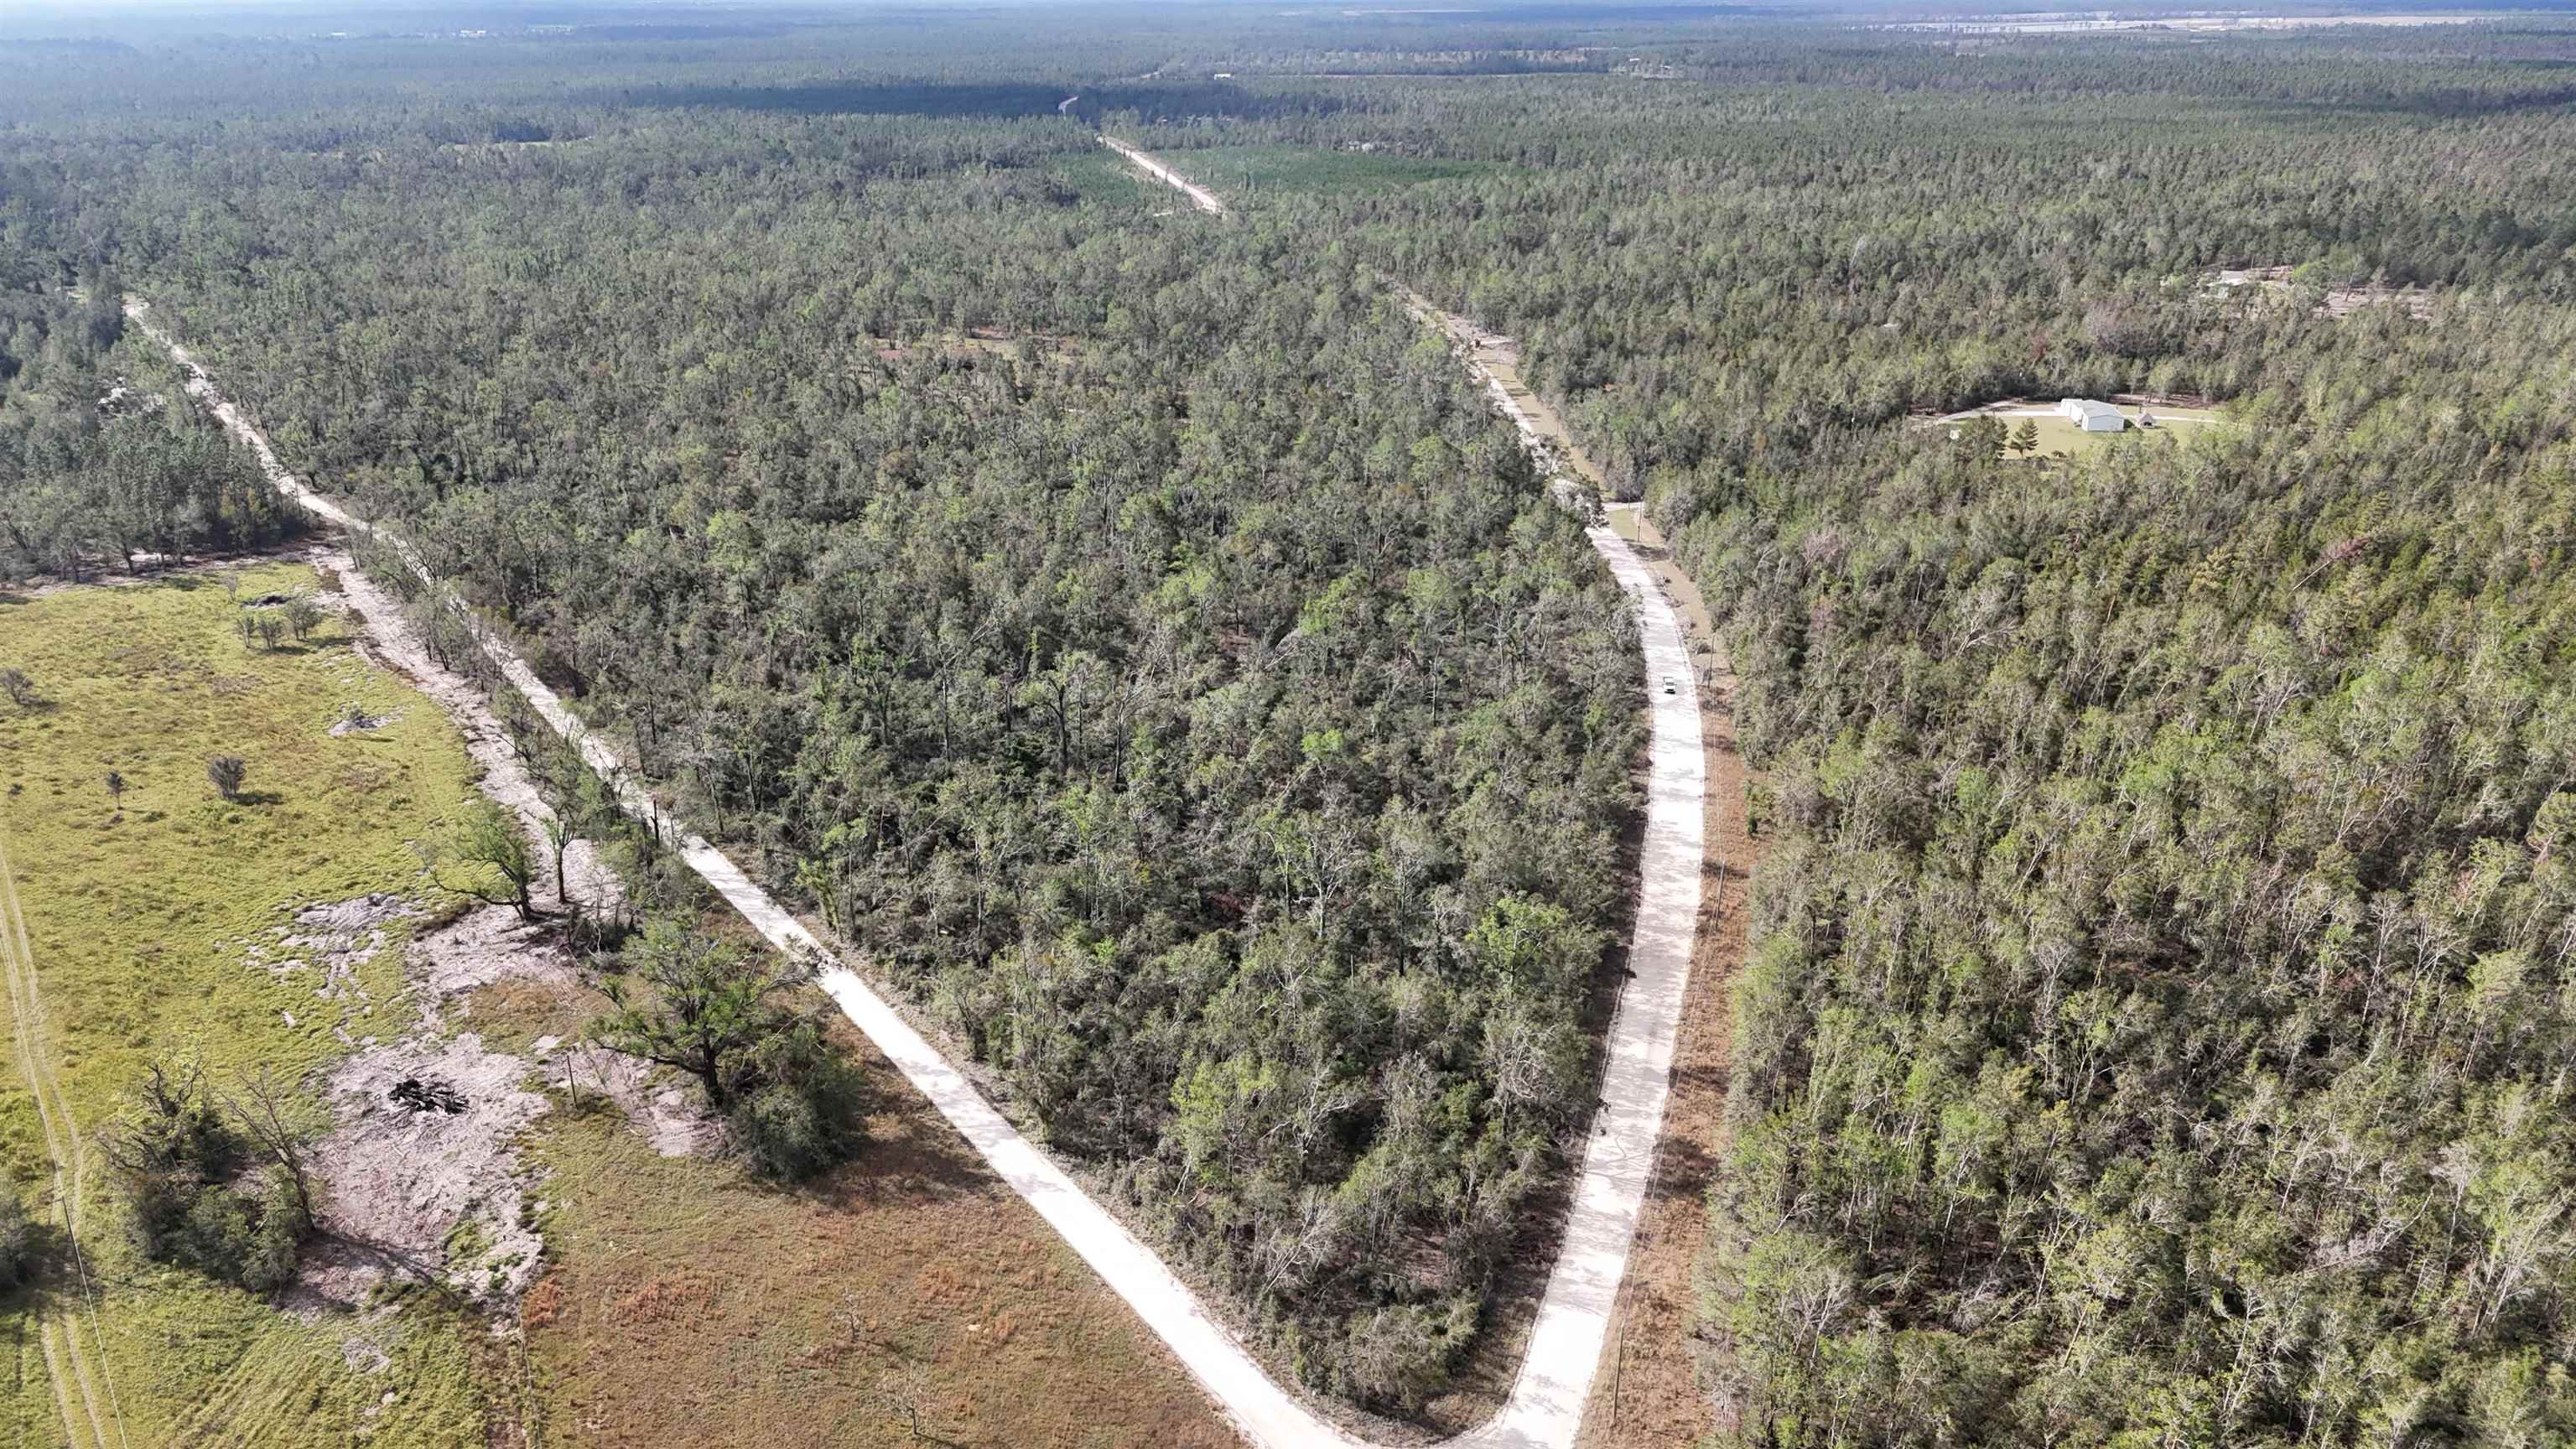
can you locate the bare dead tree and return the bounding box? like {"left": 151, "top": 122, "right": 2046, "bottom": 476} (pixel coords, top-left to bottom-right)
{"left": 219, "top": 1066, "right": 319, "bottom": 1228}
{"left": 871, "top": 1358, "right": 958, "bottom": 1446}
{"left": 541, "top": 808, "right": 576, "bottom": 911}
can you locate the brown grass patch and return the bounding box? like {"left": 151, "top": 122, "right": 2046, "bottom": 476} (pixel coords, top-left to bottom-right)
{"left": 612, "top": 1275, "right": 718, "bottom": 1328}
{"left": 525, "top": 1037, "right": 1239, "bottom": 1449}
{"left": 524, "top": 1275, "right": 564, "bottom": 1329}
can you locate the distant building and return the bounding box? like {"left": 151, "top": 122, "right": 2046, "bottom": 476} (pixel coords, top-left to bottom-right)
{"left": 2059, "top": 398, "right": 2125, "bottom": 433}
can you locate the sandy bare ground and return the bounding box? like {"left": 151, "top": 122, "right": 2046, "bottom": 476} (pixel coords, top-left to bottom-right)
{"left": 308, "top": 1030, "right": 552, "bottom": 1308}
{"left": 132, "top": 242, "right": 1712, "bottom": 1447}
{"left": 270, "top": 543, "right": 657, "bottom": 1312}
{"left": 1102, "top": 137, "right": 1228, "bottom": 216}
{"left": 281, "top": 886, "right": 702, "bottom": 1317}
{"left": 404, "top": 904, "right": 576, "bottom": 1002}
{"left": 275, "top": 595, "right": 690, "bottom": 1309}
{"left": 321, "top": 557, "right": 625, "bottom": 918}
{"left": 277, "top": 552, "right": 693, "bottom": 1314}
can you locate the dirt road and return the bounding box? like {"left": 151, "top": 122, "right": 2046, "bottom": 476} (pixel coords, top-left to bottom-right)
{"left": 0, "top": 834, "right": 132, "bottom": 1449}
{"left": 1101, "top": 137, "right": 1227, "bottom": 216}
{"left": 1581, "top": 506, "right": 1748, "bottom": 1449}
{"left": 131, "top": 189, "right": 1715, "bottom": 1446}
{"left": 1104, "top": 146, "right": 1737, "bottom": 1446}
{"left": 1391, "top": 284, "right": 1605, "bottom": 498}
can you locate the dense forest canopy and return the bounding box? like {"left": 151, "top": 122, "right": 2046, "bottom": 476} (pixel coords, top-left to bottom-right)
{"left": 10, "top": 2, "right": 2576, "bottom": 1439}
{"left": 1183, "top": 14, "right": 2576, "bottom": 1446}
{"left": 3, "top": 13, "right": 1649, "bottom": 1416}
{"left": 0, "top": 283, "right": 295, "bottom": 577}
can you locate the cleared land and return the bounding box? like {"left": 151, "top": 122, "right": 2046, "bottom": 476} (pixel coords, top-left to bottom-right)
{"left": 0, "top": 559, "right": 491, "bottom": 1448}
{"left": 515, "top": 1088, "right": 1238, "bottom": 1448}
{"left": 1926, "top": 400, "right": 2223, "bottom": 456}
{"left": 0, "top": 555, "right": 1243, "bottom": 1448}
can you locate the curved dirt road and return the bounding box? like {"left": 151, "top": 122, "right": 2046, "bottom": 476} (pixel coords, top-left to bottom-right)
{"left": 130, "top": 207, "right": 1709, "bottom": 1449}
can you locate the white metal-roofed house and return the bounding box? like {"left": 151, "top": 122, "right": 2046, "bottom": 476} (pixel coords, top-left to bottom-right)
{"left": 2059, "top": 398, "right": 2126, "bottom": 432}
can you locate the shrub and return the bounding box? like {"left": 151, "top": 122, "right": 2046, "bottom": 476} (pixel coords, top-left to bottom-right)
{"left": 96, "top": 1064, "right": 314, "bottom": 1291}
{"left": 205, "top": 755, "right": 247, "bottom": 800}
{"left": 434, "top": 800, "right": 540, "bottom": 920}
{"left": 221, "top": 1169, "right": 310, "bottom": 1293}
{"left": 592, "top": 921, "right": 869, "bottom": 1181}
{"left": 724, "top": 1019, "right": 870, "bottom": 1181}
{"left": 1335, "top": 1297, "right": 1477, "bottom": 1411}
{"left": 163, "top": 1173, "right": 309, "bottom": 1292}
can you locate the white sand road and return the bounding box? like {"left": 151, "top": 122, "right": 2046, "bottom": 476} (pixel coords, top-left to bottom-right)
{"left": 1102, "top": 136, "right": 1229, "bottom": 216}
{"left": 128, "top": 178, "right": 1710, "bottom": 1449}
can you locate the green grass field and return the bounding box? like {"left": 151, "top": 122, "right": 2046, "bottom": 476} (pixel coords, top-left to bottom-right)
{"left": 1940, "top": 403, "right": 2225, "bottom": 458}
{"left": 0, "top": 558, "right": 1240, "bottom": 1449}
{"left": 0, "top": 560, "right": 491, "bottom": 1449}
{"left": 1150, "top": 143, "right": 1499, "bottom": 195}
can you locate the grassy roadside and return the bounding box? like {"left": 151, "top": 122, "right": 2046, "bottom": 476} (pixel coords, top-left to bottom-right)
{"left": 0, "top": 559, "right": 490, "bottom": 1447}
{"left": 444, "top": 897, "right": 1240, "bottom": 1448}
{"left": 516, "top": 1075, "right": 1239, "bottom": 1449}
